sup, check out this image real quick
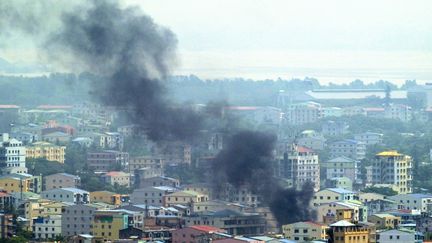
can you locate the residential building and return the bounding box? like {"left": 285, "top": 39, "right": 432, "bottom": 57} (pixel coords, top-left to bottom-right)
{"left": 131, "top": 186, "right": 177, "bottom": 206}
{"left": 92, "top": 210, "right": 131, "bottom": 241}
{"left": 282, "top": 221, "right": 328, "bottom": 242}
{"left": 0, "top": 192, "right": 13, "bottom": 210}
{"left": 385, "top": 104, "right": 412, "bottom": 122}
{"left": 40, "top": 188, "right": 90, "bottom": 204}
{"left": 157, "top": 142, "right": 192, "bottom": 165}
{"left": 44, "top": 173, "right": 80, "bottom": 190}
{"left": 329, "top": 139, "right": 366, "bottom": 161}
{"left": 0, "top": 174, "right": 42, "bottom": 193}
{"left": 322, "top": 120, "right": 349, "bottom": 137}
{"left": 376, "top": 228, "right": 423, "bottom": 243}
{"left": 95, "top": 132, "right": 124, "bottom": 151}
{"left": 134, "top": 167, "right": 164, "bottom": 186}
{"left": 372, "top": 151, "right": 413, "bottom": 194}
{"left": 71, "top": 137, "right": 93, "bottom": 147}
{"left": 313, "top": 188, "right": 358, "bottom": 206}
{"left": 354, "top": 132, "right": 384, "bottom": 146}
{"left": 297, "top": 130, "right": 326, "bottom": 151}
{"left": 329, "top": 220, "right": 369, "bottom": 243}
{"left": 26, "top": 141, "right": 66, "bottom": 163}
{"left": 324, "top": 177, "right": 353, "bottom": 191}
{"left": 322, "top": 156, "right": 358, "bottom": 182}
{"left": 317, "top": 201, "right": 367, "bottom": 223}
{"left": 87, "top": 150, "right": 129, "bottom": 172}
{"left": 101, "top": 171, "right": 130, "bottom": 187}
{"left": 41, "top": 131, "right": 71, "bottom": 144}
{"left": 368, "top": 213, "right": 401, "bottom": 229}
{"left": 0, "top": 213, "right": 14, "bottom": 239}
{"left": 172, "top": 225, "right": 226, "bottom": 243}
{"left": 139, "top": 176, "right": 180, "bottom": 189}
{"left": 164, "top": 190, "right": 209, "bottom": 207}
{"left": 61, "top": 204, "right": 105, "bottom": 237}
{"left": 10, "top": 131, "right": 38, "bottom": 145}
{"left": 277, "top": 145, "right": 320, "bottom": 191}
{"left": 285, "top": 102, "right": 322, "bottom": 125}
{"left": 32, "top": 214, "right": 62, "bottom": 240}
{"left": 128, "top": 156, "right": 164, "bottom": 174}
{"left": 184, "top": 209, "right": 266, "bottom": 236}
{"left": 388, "top": 194, "right": 432, "bottom": 213}
{"left": 0, "top": 133, "right": 27, "bottom": 174}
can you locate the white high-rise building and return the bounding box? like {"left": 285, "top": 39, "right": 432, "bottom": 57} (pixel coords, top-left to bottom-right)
{"left": 0, "top": 133, "right": 27, "bottom": 174}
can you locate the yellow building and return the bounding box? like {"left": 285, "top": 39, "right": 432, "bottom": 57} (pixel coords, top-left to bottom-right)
{"left": 92, "top": 210, "right": 129, "bottom": 240}
{"left": 368, "top": 213, "right": 401, "bottom": 229}
{"left": 0, "top": 176, "right": 31, "bottom": 193}
{"left": 372, "top": 151, "right": 412, "bottom": 194}
{"left": 24, "top": 199, "right": 59, "bottom": 230}
{"left": 330, "top": 220, "right": 369, "bottom": 243}
{"left": 163, "top": 190, "right": 209, "bottom": 207}
{"left": 90, "top": 191, "right": 129, "bottom": 206}
{"left": 282, "top": 221, "right": 328, "bottom": 242}
{"left": 26, "top": 141, "right": 66, "bottom": 163}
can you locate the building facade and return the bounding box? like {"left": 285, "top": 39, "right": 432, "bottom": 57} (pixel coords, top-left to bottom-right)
{"left": 372, "top": 151, "right": 413, "bottom": 194}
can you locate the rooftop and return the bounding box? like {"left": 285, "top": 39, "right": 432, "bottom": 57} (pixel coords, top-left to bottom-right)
{"left": 326, "top": 188, "right": 356, "bottom": 194}
{"left": 376, "top": 150, "right": 403, "bottom": 156}
{"left": 330, "top": 220, "right": 355, "bottom": 227}
{"left": 189, "top": 225, "right": 225, "bottom": 233}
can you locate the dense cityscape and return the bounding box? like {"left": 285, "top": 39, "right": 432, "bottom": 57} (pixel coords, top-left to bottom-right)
{"left": 1, "top": 0, "right": 432, "bottom": 243}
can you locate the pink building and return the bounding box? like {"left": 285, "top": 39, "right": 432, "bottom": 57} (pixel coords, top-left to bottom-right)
{"left": 172, "top": 226, "right": 226, "bottom": 243}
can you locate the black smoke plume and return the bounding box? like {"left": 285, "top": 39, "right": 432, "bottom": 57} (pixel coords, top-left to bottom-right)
{"left": 1, "top": 0, "right": 203, "bottom": 142}
{"left": 48, "top": 0, "right": 203, "bottom": 141}
{"left": 212, "top": 131, "right": 316, "bottom": 225}
{"left": 1, "top": 0, "right": 315, "bottom": 226}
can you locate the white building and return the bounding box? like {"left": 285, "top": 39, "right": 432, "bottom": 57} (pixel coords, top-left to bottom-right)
{"left": 32, "top": 214, "right": 62, "bottom": 240}
{"left": 130, "top": 186, "right": 177, "bottom": 206}
{"left": 285, "top": 102, "right": 322, "bottom": 125}
{"left": 377, "top": 229, "right": 423, "bottom": 243}
{"left": 385, "top": 104, "right": 412, "bottom": 122}
{"left": 329, "top": 139, "right": 366, "bottom": 161}
{"left": 277, "top": 145, "right": 320, "bottom": 191}
{"left": 388, "top": 194, "right": 432, "bottom": 213}
{"left": 40, "top": 188, "right": 90, "bottom": 204}
{"left": 0, "top": 133, "right": 27, "bottom": 174}
{"left": 354, "top": 132, "right": 384, "bottom": 145}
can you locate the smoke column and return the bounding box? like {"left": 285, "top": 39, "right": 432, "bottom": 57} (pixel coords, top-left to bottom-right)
{"left": 212, "top": 131, "right": 316, "bottom": 225}
{"left": 1, "top": 0, "right": 315, "bottom": 226}
{"left": 1, "top": 0, "right": 203, "bottom": 141}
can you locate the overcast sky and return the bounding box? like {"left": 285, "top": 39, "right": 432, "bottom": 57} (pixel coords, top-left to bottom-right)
{"left": 1, "top": 0, "right": 431, "bottom": 84}
{"left": 124, "top": 0, "right": 432, "bottom": 83}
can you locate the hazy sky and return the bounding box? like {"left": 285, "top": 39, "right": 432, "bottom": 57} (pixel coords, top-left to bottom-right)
{"left": 1, "top": 0, "right": 432, "bottom": 84}
{"left": 125, "top": 0, "right": 432, "bottom": 83}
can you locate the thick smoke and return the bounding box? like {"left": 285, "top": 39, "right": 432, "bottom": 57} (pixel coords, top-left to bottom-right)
{"left": 1, "top": 0, "right": 203, "bottom": 141}
{"left": 47, "top": 0, "right": 203, "bottom": 141}
{"left": 212, "top": 131, "right": 316, "bottom": 225}
{"left": 1, "top": 0, "right": 315, "bottom": 226}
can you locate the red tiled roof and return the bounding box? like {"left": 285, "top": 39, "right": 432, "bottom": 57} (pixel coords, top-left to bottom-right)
{"left": 297, "top": 146, "right": 314, "bottom": 153}
{"left": 189, "top": 225, "right": 225, "bottom": 233}
{"left": 105, "top": 171, "right": 127, "bottom": 177}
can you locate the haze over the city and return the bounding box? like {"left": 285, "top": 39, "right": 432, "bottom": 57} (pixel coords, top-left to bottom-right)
{"left": 1, "top": 0, "right": 431, "bottom": 84}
